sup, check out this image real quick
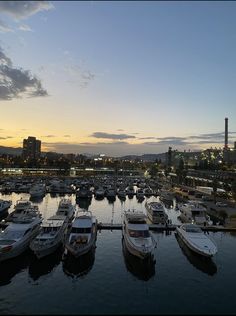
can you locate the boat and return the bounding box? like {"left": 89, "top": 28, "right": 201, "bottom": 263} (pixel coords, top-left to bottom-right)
{"left": 145, "top": 201, "right": 170, "bottom": 225}
{"left": 56, "top": 199, "right": 75, "bottom": 221}
{"left": 76, "top": 186, "right": 92, "bottom": 199}
{"left": 178, "top": 200, "right": 212, "bottom": 226}
{"left": 117, "top": 188, "right": 126, "bottom": 200}
{"left": 126, "top": 185, "right": 135, "bottom": 197}
{"left": 30, "top": 215, "right": 68, "bottom": 259}
{"left": 94, "top": 187, "right": 105, "bottom": 199}
{"left": 136, "top": 189, "right": 145, "bottom": 200}
{"left": 122, "top": 209, "right": 156, "bottom": 259}
{"left": 64, "top": 209, "right": 97, "bottom": 258}
{"left": 176, "top": 224, "right": 217, "bottom": 257}
{"left": 29, "top": 183, "right": 46, "bottom": 199}
{"left": 0, "top": 199, "right": 12, "bottom": 216}
{"left": 0, "top": 214, "right": 42, "bottom": 262}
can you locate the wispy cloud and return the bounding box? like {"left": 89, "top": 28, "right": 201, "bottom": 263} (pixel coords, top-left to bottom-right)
{"left": 18, "top": 24, "right": 32, "bottom": 32}
{"left": 64, "top": 64, "right": 95, "bottom": 89}
{"left": 41, "top": 135, "right": 55, "bottom": 138}
{"left": 90, "top": 132, "right": 136, "bottom": 140}
{"left": 0, "top": 136, "right": 14, "bottom": 139}
{"left": 0, "top": 46, "right": 48, "bottom": 100}
{"left": 63, "top": 135, "right": 71, "bottom": 138}
{"left": 0, "top": 19, "right": 13, "bottom": 33}
{"left": 0, "top": 1, "right": 54, "bottom": 20}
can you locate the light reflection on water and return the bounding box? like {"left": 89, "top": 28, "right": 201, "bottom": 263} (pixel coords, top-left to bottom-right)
{"left": 0, "top": 193, "right": 236, "bottom": 314}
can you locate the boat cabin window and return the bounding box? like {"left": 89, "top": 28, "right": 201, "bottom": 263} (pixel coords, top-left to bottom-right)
{"left": 71, "top": 227, "right": 91, "bottom": 234}
{"left": 128, "top": 229, "right": 150, "bottom": 238}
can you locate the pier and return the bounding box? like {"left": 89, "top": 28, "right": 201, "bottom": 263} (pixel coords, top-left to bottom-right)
{"left": 97, "top": 223, "right": 236, "bottom": 232}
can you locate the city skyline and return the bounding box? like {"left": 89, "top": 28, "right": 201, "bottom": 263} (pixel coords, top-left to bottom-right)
{"left": 0, "top": 1, "right": 236, "bottom": 156}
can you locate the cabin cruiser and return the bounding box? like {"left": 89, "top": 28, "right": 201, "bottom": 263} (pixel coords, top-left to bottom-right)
{"left": 30, "top": 215, "right": 68, "bottom": 259}
{"left": 76, "top": 186, "right": 92, "bottom": 199}
{"left": 0, "top": 213, "right": 42, "bottom": 262}
{"left": 178, "top": 200, "right": 212, "bottom": 226}
{"left": 145, "top": 201, "right": 170, "bottom": 225}
{"left": 176, "top": 224, "right": 217, "bottom": 257}
{"left": 106, "top": 187, "right": 116, "bottom": 201}
{"left": 122, "top": 210, "right": 156, "bottom": 259}
{"left": 117, "top": 188, "right": 126, "bottom": 200}
{"left": 64, "top": 209, "right": 97, "bottom": 258}
{"left": 29, "top": 183, "right": 46, "bottom": 199}
{"left": 56, "top": 199, "right": 75, "bottom": 221}
{"left": 126, "top": 185, "right": 135, "bottom": 197}
{"left": 3, "top": 200, "right": 41, "bottom": 224}
{"left": 0, "top": 199, "right": 12, "bottom": 215}
{"left": 94, "top": 187, "right": 105, "bottom": 199}
{"left": 159, "top": 190, "right": 175, "bottom": 202}
{"left": 136, "top": 189, "right": 145, "bottom": 200}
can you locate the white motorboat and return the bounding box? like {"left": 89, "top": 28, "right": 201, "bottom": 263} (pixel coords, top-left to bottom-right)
{"left": 4, "top": 200, "right": 41, "bottom": 224}
{"left": 0, "top": 199, "right": 12, "bottom": 215}
{"left": 0, "top": 215, "right": 42, "bottom": 262}
{"left": 56, "top": 199, "right": 75, "bottom": 221}
{"left": 176, "top": 224, "right": 217, "bottom": 257}
{"left": 64, "top": 209, "right": 97, "bottom": 258}
{"left": 30, "top": 215, "right": 68, "bottom": 259}
{"left": 145, "top": 201, "right": 170, "bottom": 225}
{"left": 122, "top": 210, "right": 156, "bottom": 259}
{"left": 178, "top": 200, "right": 212, "bottom": 226}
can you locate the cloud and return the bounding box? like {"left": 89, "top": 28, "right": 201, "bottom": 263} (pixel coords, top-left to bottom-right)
{"left": 0, "top": 136, "right": 13, "bottom": 139}
{"left": 90, "top": 132, "right": 136, "bottom": 140}
{"left": 64, "top": 64, "right": 95, "bottom": 89}
{"left": 117, "top": 129, "right": 124, "bottom": 131}
{"left": 41, "top": 135, "right": 55, "bottom": 138}
{"left": 0, "top": 46, "right": 48, "bottom": 100}
{"left": 0, "top": 19, "right": 13, "bottom": 33}
{"left": 139, "top": 137, "right": 157, "bottom": 140}
{"left": 0, "top": 1, "right": 54, "bottom": 20}
{"left": 18, "top": 24, "right": 32, "bottom": 32}
{"left": 63, "top": 135, "right": 71, "bottom": 138}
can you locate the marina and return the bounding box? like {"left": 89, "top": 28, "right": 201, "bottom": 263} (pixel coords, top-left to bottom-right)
{"left": 0, "top": 191, "right": 236, "bottom": 314}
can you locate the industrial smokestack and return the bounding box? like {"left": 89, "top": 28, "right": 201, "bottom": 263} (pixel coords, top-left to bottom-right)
{"left": 225, "top": 117, "right": 228, "bottom": 149}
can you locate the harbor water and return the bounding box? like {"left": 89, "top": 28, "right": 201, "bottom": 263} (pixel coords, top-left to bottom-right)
{"left": 0, "top": 192, "right": 236, "bottom": 315}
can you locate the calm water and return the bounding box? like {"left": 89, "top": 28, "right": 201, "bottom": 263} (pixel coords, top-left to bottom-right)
{"left": 0, "top": 192, "right": 236, "bottom": 315}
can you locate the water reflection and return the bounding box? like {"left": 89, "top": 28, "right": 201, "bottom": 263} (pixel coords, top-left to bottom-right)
{"left": 0, "top": 250, "right": 33, "bottom": 286}
{"left": 175, "top": 233, "right": 217, "bottom": 276}
{"left": 62, "top": 247, "right": 96, "bottom": 279}
{"left": 28, "top": 246, "right": 63, "bottom": 281}
{"left": 76, "top": 198, "right": 92, "bottom": 210}
{"left": 122, "top": 238, "right": 156, "bottom": 281}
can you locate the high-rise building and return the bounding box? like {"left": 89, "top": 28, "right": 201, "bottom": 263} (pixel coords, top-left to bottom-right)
{"left": 22, "top": 136, "right": 41, "bottom": 159}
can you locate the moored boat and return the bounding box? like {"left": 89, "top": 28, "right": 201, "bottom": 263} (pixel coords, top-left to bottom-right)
{"left": 64, "top": 209, "right": 97, "bottom": 258}
{"left": 122, "top": 209, "right": 156, "bottom": 259}
{"left": 176, "top": 223, "right": 217, "bottom": 257}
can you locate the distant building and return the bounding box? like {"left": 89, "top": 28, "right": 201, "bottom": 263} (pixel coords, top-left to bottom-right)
{"left": 22, "top": 136, "right": 41, "bottom": 160}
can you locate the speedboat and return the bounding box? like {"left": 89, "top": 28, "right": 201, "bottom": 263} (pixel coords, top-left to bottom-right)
{"left": 145, "top": 201, "right": 170, "bottom": 225}
{"left": 56, "top": 199, "right": 75, "bottom": 221}
{"left": 176, "top": 224, "right": 217, "bottom": 257}
{"left": 122, "top": 209, "right": 156, "bottom": 259}
{"left": 64, "top": 209, "right": 97, "bottom": 258}
{"left": 0, "top": 215, "right": 42, "bottom": 262}
{"left": 30, "top": 215, "right": 68, "bottom": 259}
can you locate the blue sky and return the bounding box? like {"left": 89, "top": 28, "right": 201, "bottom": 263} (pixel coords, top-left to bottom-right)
{"left": 0, "top": 1, "right": 235, "bottom": 156}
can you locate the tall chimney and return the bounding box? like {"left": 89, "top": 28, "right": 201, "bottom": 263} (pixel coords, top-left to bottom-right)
{"left": 225, "top": 117, "right": 228, "bottom": 149}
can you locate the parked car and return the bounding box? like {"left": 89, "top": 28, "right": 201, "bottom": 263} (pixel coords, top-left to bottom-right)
{"left": 216, "top": 202, "right": 228, "bottom": 207}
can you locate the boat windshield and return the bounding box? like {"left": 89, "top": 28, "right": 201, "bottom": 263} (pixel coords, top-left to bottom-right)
{"left": 184, "top": 225, "right": 202, "bottom": 233}
{"left": 43, "top": 226, "right": 59, "bottom": 233}
{"left": 128, "top": 229, "right": 150, "bottom": 238}
{"left": 71, "top": 227, "right": 91, "bottom": 233}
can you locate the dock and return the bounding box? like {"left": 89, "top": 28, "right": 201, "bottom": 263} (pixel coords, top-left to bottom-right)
{"left": 97, "top": 223, "right": 236, "bottom": 232}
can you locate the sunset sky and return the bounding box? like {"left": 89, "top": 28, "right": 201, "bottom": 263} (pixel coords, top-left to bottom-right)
{"left": 0, "top": 1, "right": 236, "bottom": 156}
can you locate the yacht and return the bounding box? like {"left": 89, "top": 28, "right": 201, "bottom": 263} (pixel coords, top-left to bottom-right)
{"left": 64, "top": 209, "right": 97, "bottom": 258}
{"left": 0, "top": 199, "right": 12, "bottom": 216}
{"left": 117, "top": 188, "right": 126, "bottom": 200}
{"left": 122, "top": 210, "right": 156, "bottom": 259}
{"left": 106, "top": 187, "right": 116, "bottom": 201}
{"left": 94, "top": 187, "right": 105, "bottom": 199}
{"left": 0, "top": 213, "right": 42, "bottom": 262}
{"left": 136, "top": 189, "right": 145, "bottom": 200}
{"left": 76, "top": 186, "right": 92, "bottom": 199}
{"left": 29, "top": 183, "right": 46, "bottom": 199}
{"left": 30, "top": 215, "right": 68, "bottom": 259}
{"left": 178, "top": 200, "right": 212, "bottom": 226}
{"left": 145, "top": 201, "right": 170, "bottom": 225}
{"left": 56, "top": 199, "right": 75, "bottom": 221}
{"left": 176, "top": 224, "right": 217, "bottom": 257}
{"left": 4, "top": 200, "right": 41, "bottom": 224}
{"left": 126, "top": 185, "right": 135, "bottom": 197}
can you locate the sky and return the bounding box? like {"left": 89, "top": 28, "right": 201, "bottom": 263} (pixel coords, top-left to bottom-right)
{"left": 0, "top": 1, "right": 236, "bottom": 156}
